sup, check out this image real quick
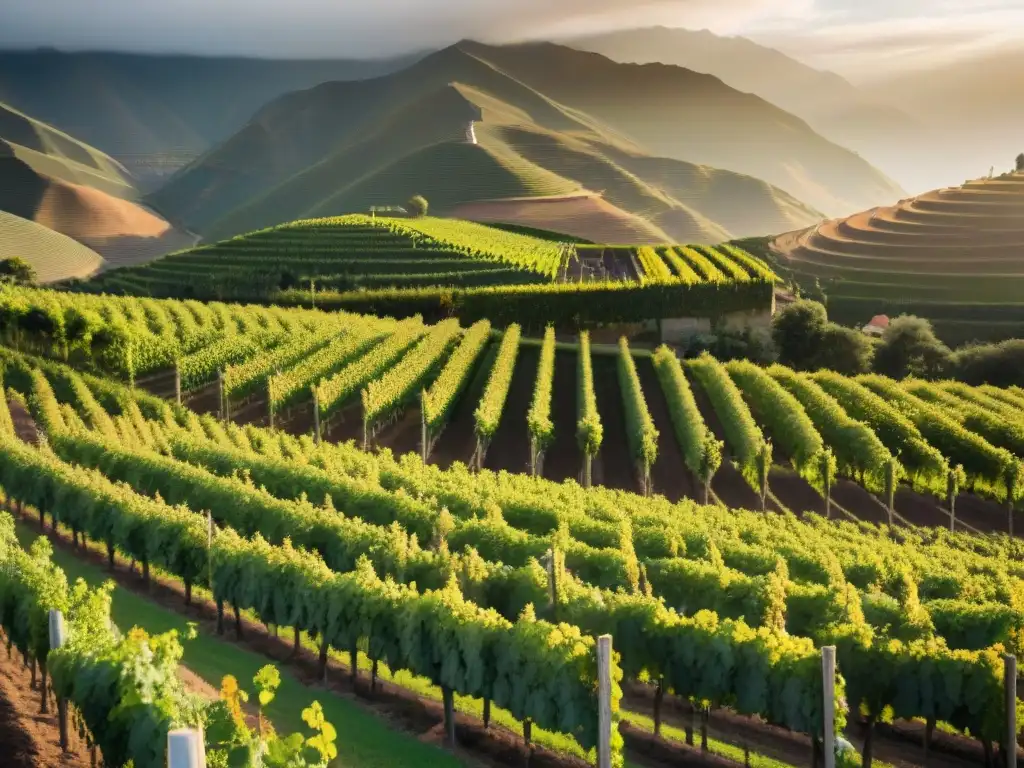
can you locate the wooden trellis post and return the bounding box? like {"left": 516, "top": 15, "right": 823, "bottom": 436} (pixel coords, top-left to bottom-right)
{"left": 312, "top": 386, "right": 322, "bottom": 445}
{"left": 174, "top": 364, "right": 182, "bottom": 407}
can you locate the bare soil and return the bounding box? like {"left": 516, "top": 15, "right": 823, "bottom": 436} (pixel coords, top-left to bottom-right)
{"left": 590, "top": 354, "right": 639, "bottom": 494}
{"left": 0, "top": 637, "right": 92, "bottom": 768}
{"left": 634, "top": 357, "right": 694, "bottom": 503}
{"left": 544, "top": 351, "right": 581, "bottom": 484}
{"left": 482, "top": 346, "right": 537, "bottom": 475}
{"left": 430, "top": 342, "right": 496, "bottom": 470}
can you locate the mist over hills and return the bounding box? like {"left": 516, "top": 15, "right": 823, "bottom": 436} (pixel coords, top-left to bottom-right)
{"left": 0, "top": 49, "right": 420, "bottom": 157}
{"left": 568, "top": 26, "right": 1021, "bottom": 195}
{"left": 148, "top": 40, "right": 911, "bottom": 244}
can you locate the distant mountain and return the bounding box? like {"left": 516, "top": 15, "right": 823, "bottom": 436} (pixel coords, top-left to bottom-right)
{"left": 151, "top": 41, "right": 906, "bottom": 244}
{"left": 0, "top": 100, "right": 194, "bottom": 270}
{"left": 565, "top": 27, "right": 927, "bottom": 192}
{"left": 865, "top": 46, "right": 1024, "bottom": 187}
{"left": 0, "top": 49, "right": 421, "bottom": 163}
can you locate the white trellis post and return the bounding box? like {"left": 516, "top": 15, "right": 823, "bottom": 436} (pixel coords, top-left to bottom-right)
{"left": 49, "top": 610, "right": 69, "bottom": 752}
{"left": 168, "top": 728, "right": 206, "bottom": 768}
{"left": 597, "top": 634, "right": 613, "bottom": 768}
{"left": 1006, "top": 654, "right": 1017, "bottom": 768}
{"left": 822, "top": 645, "right": 836, "bottom": 768}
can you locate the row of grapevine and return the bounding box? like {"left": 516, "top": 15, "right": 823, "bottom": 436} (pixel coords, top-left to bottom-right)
{"left": 693, "top": 245, "right": 750, "bottom": 282}
{"left": 576, "top": 332, "right": 603, "bottom": 486}
{"left": 768, "top": 366, "right": 894, "bottom": 493}
{"left": 726, "top": 360, "right": 824, "bottom": 487}
{"left": 906, "top": 380, "right": 1024, "bottom": 458}
{"left": 812, "top": 371, "right": 947, "bottom": 493}
{"left": 657, "top": 248, "right": 702, "bottom": 283}
{"left": 473, "top": 324, "right": 521, "bottom": 454}
{"left": 687, "top": 354, "right": 765, "bottom": 489}
{"left": 222, "top": 322, "right": 342, "bottom": 401}
{"left": 422, "top": 320, "right": 492, "bottom": 447}
{"left": 314, "top": 322, "right": 426, "bottom": 423}
{"left": 650, "top": 346, "right": 721, "bottom": 499}
{"left": 50, "top": 396, "right": 1024, "bottom": 756}
{"left": 859, "top": 375, "right": 1021, "bottom": 501}
{"left": 616, "top": 337, "right": 658, "bottom": 491}
{"left": 676, "top": 247, "right": 726, "bottom": 282}
{"left": 527, "top": 326, "right": 557, "bottom": 471}
{"left": 179, "top": 328, "right": 285, "bottom": 392}
{"left": 269, "top": 326, "right": 386, "bottom": 412}
{"left": 635, "top": 247, "right": 673, "bottom": 283}
{"left": 361, "top": 319, "right": 463, "bottom": 438}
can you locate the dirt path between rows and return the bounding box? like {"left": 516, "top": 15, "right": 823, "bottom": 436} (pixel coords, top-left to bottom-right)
{"left": 0, "top": 637, "right": 92, "bottom": 768}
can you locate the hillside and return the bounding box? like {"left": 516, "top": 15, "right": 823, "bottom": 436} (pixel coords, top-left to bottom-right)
{"left": 0, "top": 101, "right": 197, "bottom": 269}
{"left": 0, "top": 50, "right": 419, "bottom": 160}
{"left": 0, "top": 210, "right": 105, "bottom": 282}
{"left": 151, "top": 43, "right": 835, "bottom": 244}
{"left": 455, "top": 40, "right": 903, "bottom": 216}
{"left": 566, "top": 27, "right": 923, "bottom": 191}
{"left": 771, "top": 172, "right": 1024, "bottom": 343}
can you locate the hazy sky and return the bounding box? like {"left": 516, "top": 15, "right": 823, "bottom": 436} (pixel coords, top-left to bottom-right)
{"left": 2, "top": 0, "right": 1021, "bottom": 79}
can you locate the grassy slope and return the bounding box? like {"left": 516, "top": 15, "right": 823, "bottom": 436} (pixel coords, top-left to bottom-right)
{"left": 0, "top": 211, "right": 105, "bottom": 283}
{"left": 155, "top": 43, "right": 825, "bottom": 245}
{"left": 14, "top": 521, "right": 461, "bottom": 768}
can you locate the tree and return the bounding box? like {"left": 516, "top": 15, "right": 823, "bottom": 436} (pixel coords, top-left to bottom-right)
{"left": 0, "top": 257, "right": 36, "bottom": 285}
{"left": 1016, "top": 153, "right": 1024, "bottom": 172}
{"left": 872, "top": 315, "right": 950, "bottom": 379}
{"left": 771, "top": 300, "right": 828, "bottom": 369}
{"left": 815, "top": 325, "right": 874, "bottom": 375}
{"left": 407, "top": 195, "right": 429, "bottom": 217}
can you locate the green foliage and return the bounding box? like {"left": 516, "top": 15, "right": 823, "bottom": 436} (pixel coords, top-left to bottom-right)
{"left": 0, "top": 257, "right": 37, "bottom": 286}
{"left": 474, "top": 323, "right": 521, "bottom": 443}
{"left": 527, "top": 326, "right": 556, "bottom": 450}
{"left": 769, "top": 365, "right": 894, "bottom": 493}
{"left": 872, "top": 315, "right": 951, "bottom": 380}
{"left": 726, "top": 359, "right": 824, "bottom": 485}
{"left": 576, "top": 332, "right": 603, "bottom": 457}
{"left": 406, "top": 195, "right": 429, "bottom": 217}
{"left": 651, "top": 345, "right": 708, "bottom": 477}
{"left": 617, "top": 337, "right": 658, "bottom": 469}
{"left": 423, "top": 320, "right": 491, "bottom": 437}
{"left": 687, "top": 353, "right": 765, "bottom": 489}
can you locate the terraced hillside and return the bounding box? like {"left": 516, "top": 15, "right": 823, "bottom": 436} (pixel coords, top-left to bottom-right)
{"left": 772, "top": 172, "right": 1024, "bottom": 343}
{"left": 150, "top": 42, "right": 836, "bottom": 246}
{"left": 0, "top": 101, "right": 196, "bottom": 270}
{"left": 75, "top": 215, "right": 778, "bottom": 327}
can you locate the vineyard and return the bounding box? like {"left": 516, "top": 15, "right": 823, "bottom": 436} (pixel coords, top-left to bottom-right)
{"left": 3, "top": 283, "right": 1024, "bottom": 766}
{"left": 68, "top": 215, "right": 778, "bottom": 327}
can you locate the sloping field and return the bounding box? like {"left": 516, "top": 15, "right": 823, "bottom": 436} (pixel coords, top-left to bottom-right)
{"left": 449, "top": 192, "right": 672, "bottom": 244}
{"left": 0, "top": 210, "right": 105, "bottom": 283}
{"left": 1, "top": 102, "right": 196, "bottom": 269}
{"left": 772, "top": 172, "right": 1024, "bottom": 341}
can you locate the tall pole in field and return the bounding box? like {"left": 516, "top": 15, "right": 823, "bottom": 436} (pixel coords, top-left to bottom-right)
{"left": 822, "top": 646, "right": 836, "bottom": 768}
{"left": 49, "top": 610, "right": 68, "bottom": 752}
{"left": 597, "top": 634, "right": 613, "bottom": 768}
{"left": 217, "top": 369, "right": 226, "bottom": 422}
{"left": 168, "top": 728, "right": 206, "bottom": 768}
{"left": 312, "top": 386, "right": 322, "bottom": 445}
{"left": 1006, "top": 654, "right": 1017, "bottom": 768}
{"left": 174, "top": 363, "right": 182, "bottom": 408}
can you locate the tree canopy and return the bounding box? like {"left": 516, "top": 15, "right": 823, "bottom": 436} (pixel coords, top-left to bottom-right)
{"left": 0, "top": 257, "right": 36, "bottom": 286}
{"left": 407, "top": 195, "right": 429, "bottom": 217}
